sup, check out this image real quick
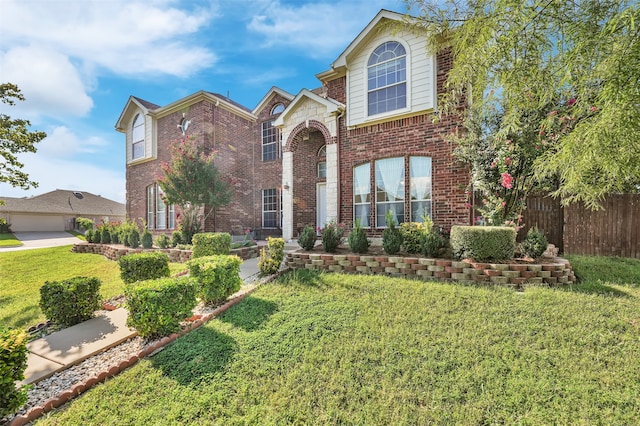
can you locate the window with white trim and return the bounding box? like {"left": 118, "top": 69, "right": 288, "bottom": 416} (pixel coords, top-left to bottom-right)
{"left": 132, "top": 114, "right": 145, "bottom": 159}
{"left": 410, "top": 156, "right": 432, "bottom": 222}
{"left": 146, "top": 183, "right": 175, "bottom": 230}
{"left": 353, "top": 163, "right": 371, "bottom": 227}
{"left": 262, "top": 120, "right": 278, "bottom": 161}
{"left": 367, "top": 41, "right": 407, "bottom": 116}
{"left": 317, "top": 144, "right": 326, "bottom": 178}
{"left": 271, "top": 103, "right": 285, "bottom": 115}
{"left": 262, "top": 189, "right": 278, "bottom": 228}
{"left": 375, "top": 157, "right": 405, "bottom": 227}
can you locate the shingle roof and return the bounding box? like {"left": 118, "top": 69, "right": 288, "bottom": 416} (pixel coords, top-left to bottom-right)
{"left": 206, "top": 92, "right": 253, "bottom": 113}
{"left": 131, "top": 96, "right": 161, "bottom": 111}
{"left": 1, "top": 190, "right": 125, "bottom": 216}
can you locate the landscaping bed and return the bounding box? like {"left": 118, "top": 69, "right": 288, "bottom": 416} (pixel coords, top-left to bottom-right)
{"left": 286, "top": 247, "right": 575, "bottom": 288}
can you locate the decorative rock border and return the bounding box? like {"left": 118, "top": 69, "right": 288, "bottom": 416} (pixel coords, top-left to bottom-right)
{"left": 72, "top": 243, "right": 260, "bottom": 262}
{"left": 8, "top": 272, "right": 283, "bottom": 426}
{"left": 285, "top": 252, "right": 575, "bottom": 288}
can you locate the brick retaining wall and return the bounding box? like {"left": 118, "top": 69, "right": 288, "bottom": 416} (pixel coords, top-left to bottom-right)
{"left": 72, "top": 243, "right": 260, "bottom": 262}
{"left": 285, "top": 251, "right": 575, "bottom": 289}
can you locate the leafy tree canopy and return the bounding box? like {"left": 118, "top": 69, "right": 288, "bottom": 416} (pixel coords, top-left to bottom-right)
{"left": 157, "top": 136, "right": 232, "bottom": 242}
{"left": 405, "top": 0, "right": 640, "bottom": 209}
{"left": 0, "top": 83, "right": 46, "bottom": 190}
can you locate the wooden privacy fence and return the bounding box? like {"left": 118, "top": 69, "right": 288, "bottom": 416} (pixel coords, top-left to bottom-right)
{"left": 520, "top": 193, "right": 640, "bottom": 258}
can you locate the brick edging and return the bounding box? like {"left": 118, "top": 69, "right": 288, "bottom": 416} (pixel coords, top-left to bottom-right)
{"left": 285, "top": 252, "right": 575, "bottom": 288}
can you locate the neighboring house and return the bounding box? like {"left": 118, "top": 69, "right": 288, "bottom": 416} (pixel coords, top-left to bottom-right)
{"left": 116, "top": 9, "right": 469, "bottom": 241}
{"left": 0, "top": 190, "right": 125, "bottom": 232}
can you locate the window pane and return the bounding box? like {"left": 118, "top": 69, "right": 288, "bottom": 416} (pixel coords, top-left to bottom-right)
{"left": 263, "top": 189, "right": 277, "bottom": 228}
{"left": 375, "top": 157, "right": 404, "bottom": 227}
{"left": 147, "top": 185, "right": 155, "bottom": 229}
{"left": 156, "top": 187, "right": 166, "bottom": 230}
{"left": 367, "top": 48, "right": 406, "bottom": 116}
{"left": 410, "top": 156, "right": 432, "bottom": 221}
{"left": 132, "top": 115, "right": 145, "bottom": 159}
{"left": 262, "top": 120, "right": 278, "bottom": 161}
{"left": 168, "top": 204, "right": 175, "bottom": 229}
{"left": 317, "top": 162, "right": 326, "bottom": 178}
{"left": 133, "top": 141, "right": 144, "bottom": 160}
{"left": 354, "top": 204, "right": 370, "bottom": 228}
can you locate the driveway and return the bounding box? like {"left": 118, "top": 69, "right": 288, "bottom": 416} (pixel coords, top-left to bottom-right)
{"left": 1, "top": 232, "right": 82, "bottom": 252}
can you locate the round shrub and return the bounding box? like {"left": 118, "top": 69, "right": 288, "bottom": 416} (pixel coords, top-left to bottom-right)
{"left": 141, "top": 228, "right": 153, "bottom": 249}
{"left": 155, "top": 234, "right": 171, "bottom": 249}
{"left": 347, "top": 219, "right": 370, "bottom": 254}
{"left": 298, "top": 225, "right": 317, "bottom": 251}
{"left": 521, "top": 227, "right": 548, "bottom": 258}
{"left": 450, "top": 226, "right": 516, "bottom": 261}
{"left": 399, "top": 222, "right": 425, "bottom": 254}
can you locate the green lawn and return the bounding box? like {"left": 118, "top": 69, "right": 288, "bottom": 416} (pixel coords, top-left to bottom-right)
{"left": 0, "top": 233, "right": 22, "bottom": 247}
{"left": 38, "top": 257, "right": 640, "bottom": 425}
{"left": 0, "top": 246, "right": 187, "bottom": 329}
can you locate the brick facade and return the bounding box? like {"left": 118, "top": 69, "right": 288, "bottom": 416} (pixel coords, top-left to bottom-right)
{"left": 121, "top": 10, "right": 470, "bottom": 240}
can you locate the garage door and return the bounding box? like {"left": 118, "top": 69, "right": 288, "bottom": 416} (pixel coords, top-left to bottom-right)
{"left": 10, "top": 214, "right": 65, "bottom": 232}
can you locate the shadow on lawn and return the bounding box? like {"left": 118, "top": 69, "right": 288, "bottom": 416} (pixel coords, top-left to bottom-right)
{"left": 152, "top": 327, "right": 237, "bottom": 386}
{"left": 559, "top": 280, "right": 631, "bottom": 298}
{"left": 219, "top": 296, "right": 278, "bottom": 332}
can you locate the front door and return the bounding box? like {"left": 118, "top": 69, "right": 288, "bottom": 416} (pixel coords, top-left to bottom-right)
{"left": 316, "top": 183, "right": 327, "bottom": 235}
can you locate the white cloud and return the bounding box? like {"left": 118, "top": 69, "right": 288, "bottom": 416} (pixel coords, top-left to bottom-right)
{"left": 247, "top": 0, "right": 401, "bottom": 58}
{"left": 1, "top": 0, "right": 218, "bottom": 78}
{"left": 38, "top": 126, "right": 109, "bottom": 158}
{"left": 0, "top": 46, "right": 94, "bottom": 119}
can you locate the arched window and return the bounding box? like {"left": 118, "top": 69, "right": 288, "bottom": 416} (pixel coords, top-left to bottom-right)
{"left": 317, "top": 145, "right": 326, "bottom": 178}
{"left": 271, "top": 103, "right": 285, "bottom": 115}
{"left": 367, "top": 41, "right": 407, "bottom": 116}
{"left": 132, "top": 114, "right": 145, "bottom": 159}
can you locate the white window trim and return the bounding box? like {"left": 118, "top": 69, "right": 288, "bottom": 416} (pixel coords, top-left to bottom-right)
{"left": 353, "top": 163, "right": 371, "bottom": 229}
{"left": 132, "top": 114, "right": 145, "bottom": 160}
{"left": 262, "top": 188, "right": 278, "bottom": 229}
{"left": 262, "top": 120, "right": 278, "bottom": 161}
{"left": 363, "top": 39, "right": 412, "bottom": 121}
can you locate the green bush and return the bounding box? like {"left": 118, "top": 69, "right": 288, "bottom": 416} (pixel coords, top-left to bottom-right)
{"left": 450, "top": 226, "right": 516, "bottom": 261}
{"left": 188, "top": 255, "right": 242, "bottom": 304}
{"left": 259, "top": 237, "right": 285, "bottom": 275}
{"left": 399, "top": 222, "right": 426, "bottom": 254}
{"left": 421, "top": 230, "right": 447, "bottom": 258}
{"left": 141, "top": 228, "right": 153, "bottom": 249}
{"left": 100, "top": 227, "right": 111, "bottom": 244}
{"left": 76, "top": 217, "right": 94, "bottom": 231}
{"left": 0, "top": 328, "right": 29, "bottom": 417}
{"left": 84, "top": 229, "right": 95, "bottom": 243}
{"left": 0, "top": 218, "right": 11, "bottom": 234}
{"left": 171, "top": 230, "right": 183, "bottom": 247}
{"left": 125, "top": 277, "right": 197, "bottom": 338}
{"left": 321, "top": 220, "right": 345, "bottom": 253}
{"left": 118, "top": 252, "right": 170, "bottom": 284}
{"left": 192, "top": 232, "right": 231, "bottom": 258}
{"left": 521, "top": 227, "right": 548, "bottom": 258}
{"left": 347, "top": 219, "right": 370, "bottom": 254}
{"left": 382, "top": 210, "right": 402, "bottom": 255}
{"left": 155, "top": 234, "right": 171, "bottom": 249}
{"left": 129, "top": 228, "right": 140, "bottom": 248}
{"left": 298, "top": 225, "right": 317, "bottom": 251}
{"left": 39, "top": 277, "right": 102, "bottom": 326}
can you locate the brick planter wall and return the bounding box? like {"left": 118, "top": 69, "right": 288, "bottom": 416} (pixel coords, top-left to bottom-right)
{"left": 285, "top": 251, "right": 576, "bottom": 289}
{"left": 72, "top": 243, "right": 260, "bottom": 262}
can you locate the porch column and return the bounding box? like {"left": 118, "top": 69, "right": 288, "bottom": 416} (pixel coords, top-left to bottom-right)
{"left": 326, "top": 143, "right": 338, "bottom": 224}
{"left": 282, "top": 151, "right": 294, "bottom": 241}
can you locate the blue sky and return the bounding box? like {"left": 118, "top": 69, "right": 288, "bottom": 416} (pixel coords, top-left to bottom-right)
{"left": 0, "top": 0, "right": 408, "bottom": 203}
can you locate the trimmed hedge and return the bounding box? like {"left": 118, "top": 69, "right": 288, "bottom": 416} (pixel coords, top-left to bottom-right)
{"left": 39, "top": 277, "right": 102, "bottom": 326}
{"left": 0, "top": 328, "right": 29, "bottom": 417}
{"left": 187, "top": 255, "right": 242, "bottom": 304}
{"left": 118, "top": 252, "right": 170, "bottom": 284}
{"left": 450, "top": 226, "right": 516, "bottom": 261}
{"left": 192, "top": 232, "right": 232, "bottom": 258}
{"left": 125, "top": 277, "right": 197, "bottom": 337}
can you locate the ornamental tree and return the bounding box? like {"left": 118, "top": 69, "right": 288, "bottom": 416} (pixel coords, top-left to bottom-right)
{"left": 157, "top": 136, "right": 232, "bottom": 243}
{"left": 404, "top": 0, "right": 640, "bottom": 209}
{"left": 0, "top": 83, "right": 46, "bottom": 190}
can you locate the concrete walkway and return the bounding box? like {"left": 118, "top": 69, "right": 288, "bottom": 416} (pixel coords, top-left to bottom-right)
{"left": 1, "top": 232, "right": 82, "bottom": 252}
{"left": 20, "top": 251, "right": 275, "bottom": 385}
